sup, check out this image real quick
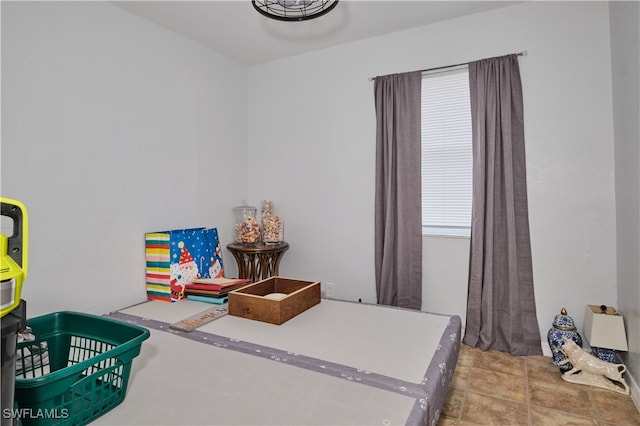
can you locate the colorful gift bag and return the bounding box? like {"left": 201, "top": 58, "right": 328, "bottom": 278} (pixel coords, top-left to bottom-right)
{"left": 145, "top": 227, "right": 225, "bottom": 302}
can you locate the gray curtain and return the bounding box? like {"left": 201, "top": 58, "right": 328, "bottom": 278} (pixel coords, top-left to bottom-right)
{"left": 374, "top": 71, "right": 422, "bottom": 309}
{"left": 463, "top": 54, "right": 542, "bottom": 356}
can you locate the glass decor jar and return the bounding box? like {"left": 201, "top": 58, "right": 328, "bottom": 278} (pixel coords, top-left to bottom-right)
{"left": 261, "top": 200, "right": 284, "bottom": 245}
{"left": 233, "top": 201, "right": 260, "bottom": 245}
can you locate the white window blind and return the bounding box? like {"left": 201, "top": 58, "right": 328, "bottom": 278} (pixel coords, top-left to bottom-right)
{"left": 421, "top": 67, "right": 472, "bottom": 236}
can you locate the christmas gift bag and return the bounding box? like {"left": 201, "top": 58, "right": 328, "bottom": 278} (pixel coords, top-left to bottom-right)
{"left": 145, "top": 227, "right": 225, "bottom": 302}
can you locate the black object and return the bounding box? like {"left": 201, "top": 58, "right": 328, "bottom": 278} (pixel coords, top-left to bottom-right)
{"left": 252, "top": 0, "right": 339, "bottom": 22}
{"left": 1, "top": 300, "right": 26, "bottom": 426}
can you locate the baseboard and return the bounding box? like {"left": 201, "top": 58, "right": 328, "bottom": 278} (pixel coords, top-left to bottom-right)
{"left": 627, "top": 368, "right": 640, "bottom": 411}
{"left": 613, "top": 352, "right": 640, "bottom": 410}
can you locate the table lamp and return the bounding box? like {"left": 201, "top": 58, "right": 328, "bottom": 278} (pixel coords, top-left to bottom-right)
{"left": 583, "top": 304, "right": 628, "bottom": 363}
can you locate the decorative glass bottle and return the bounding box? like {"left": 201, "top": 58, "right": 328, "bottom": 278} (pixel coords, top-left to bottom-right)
{"left": 261, "top": 200, "right": 284, "bottom": 245}
{"left": 233, "top": 201, "right": 260, "bottom": 245}
{"left": 547, "top": 307, "right": 583, "bottom": 373}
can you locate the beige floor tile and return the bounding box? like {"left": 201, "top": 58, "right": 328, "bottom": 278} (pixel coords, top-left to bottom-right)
{"left": 454, "top": 345, "right": 640, "bottom": 425}
{"left": 440, "top": 388, "right": 465, "bottom": 420}
{"left": 436, "top": 416, "right": 459, "bottom": 426}
{"left": 457, "top": 344, "right": 477, "bottom": 368}
{"left": 529, "top": 379, "right": 595, "bottom": 418}
{"left": 526, "top": 355, "right": 560, "bottom": 374}
{"left": 590, "top": 387, "right": 640, "bottom": 425}
{"left": 450, "top": 365, "right": 470, "bottom": 391}
{"left": 468, "top": 367, "right": 527, "bottom": 403}
{"left": 600, "top": 423, "right": 640, "bottom": 426}
{"left": 473, "top": 349, "right": 526, "bottom": 377}
{"left": 526, "top": 357, "right": 574, "bottom": 387}
{"left": 460, "top": 391, "right": 529, "bottom": 425}
{"left": 529, "top": 406, "right": 598, "bottom": 425}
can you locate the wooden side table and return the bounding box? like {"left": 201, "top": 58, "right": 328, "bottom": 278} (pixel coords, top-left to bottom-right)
{"left": 226, "top": 242, "right": 289, "bottom": 282}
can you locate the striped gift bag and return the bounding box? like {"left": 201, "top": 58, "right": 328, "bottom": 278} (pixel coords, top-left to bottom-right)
{"left": 145, "top": 228, "right": 224, "bottom": 302}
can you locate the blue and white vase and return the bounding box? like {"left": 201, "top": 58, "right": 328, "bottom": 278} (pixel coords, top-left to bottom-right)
{"left": 547, "top": 308, "right": 583, "bottom": 373}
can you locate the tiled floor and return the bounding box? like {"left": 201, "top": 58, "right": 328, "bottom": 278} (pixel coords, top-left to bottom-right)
{"left": 438, "top": 344, "right": 640, "bottom": 425}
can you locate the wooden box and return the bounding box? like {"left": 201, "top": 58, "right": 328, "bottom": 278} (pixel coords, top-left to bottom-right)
{"left": 228, "top": 277, "right": 321, "bottom": 325}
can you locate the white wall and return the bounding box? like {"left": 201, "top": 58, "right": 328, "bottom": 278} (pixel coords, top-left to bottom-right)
{"left": 610, "top": 0, "right": 640, "bottom": 405}
{"left": 248, "top": 1, "right": 619, "bottom": 353}
{"left": 422, "top": 236, "right": 470, "bottom": 325}
{"left": 2, "top": 1, "right": 627, "bottom": 368}
{"left": 1, "top": 1, "right": 248, "bottom": 317}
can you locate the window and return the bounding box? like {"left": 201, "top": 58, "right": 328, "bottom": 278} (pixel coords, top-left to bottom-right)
{"left": 421, "top": 66, "right": 472, "bottom": 237}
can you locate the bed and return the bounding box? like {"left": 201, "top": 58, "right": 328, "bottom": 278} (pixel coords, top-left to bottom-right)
{"left": 97, "top": 298, "right": 461, "bottom": 426}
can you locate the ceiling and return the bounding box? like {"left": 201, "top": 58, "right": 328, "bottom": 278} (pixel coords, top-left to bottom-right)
{"left": 111, "top": 1, "right": 519, "bottom": 65}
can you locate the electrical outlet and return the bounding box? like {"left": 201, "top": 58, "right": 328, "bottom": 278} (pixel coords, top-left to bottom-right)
{"left": 325, "top": 282, "right": 336, "bottom": 299}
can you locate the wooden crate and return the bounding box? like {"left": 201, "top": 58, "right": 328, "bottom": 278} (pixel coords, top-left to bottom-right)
{"left": 228, "top": 277, "right": 321, "bottom": 325}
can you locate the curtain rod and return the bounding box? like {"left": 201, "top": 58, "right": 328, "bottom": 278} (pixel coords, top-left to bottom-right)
{"left": 368, "top": 51, "right": 527, "bottom": 81}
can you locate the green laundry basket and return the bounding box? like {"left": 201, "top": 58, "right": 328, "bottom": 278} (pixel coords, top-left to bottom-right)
{"left": 13, "top": 312, "right": 149, "bottom": 426}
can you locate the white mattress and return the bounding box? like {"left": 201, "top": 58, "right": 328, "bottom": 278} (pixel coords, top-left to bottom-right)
{"left": 94, "top": 327, "right": 415, "bottom": 425}
{"left": 96, "top": 298, "right": 461, "bottom": 426}
{"left": 118, "top": 298, "right": 451, "bottom": 383}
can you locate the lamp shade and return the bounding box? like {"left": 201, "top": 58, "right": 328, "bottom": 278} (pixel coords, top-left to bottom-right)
{"left": 583, "top": 305, "right": 628, "bottom": 351}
